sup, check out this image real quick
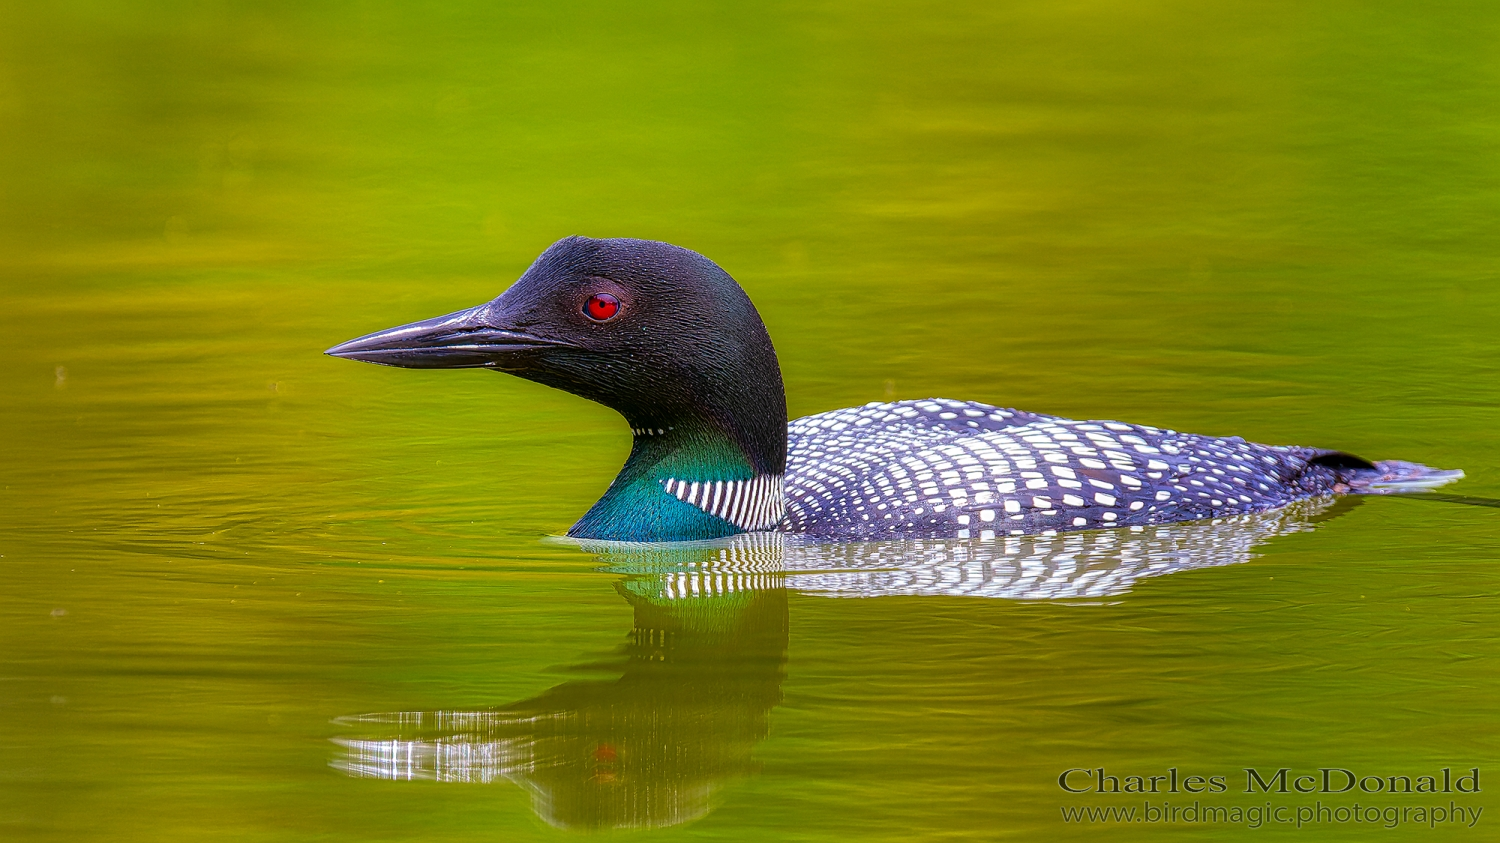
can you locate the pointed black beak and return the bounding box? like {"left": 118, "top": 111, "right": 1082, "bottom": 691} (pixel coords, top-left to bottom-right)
{"left": 325, "top": 303, "right": 567, "bottom": 369}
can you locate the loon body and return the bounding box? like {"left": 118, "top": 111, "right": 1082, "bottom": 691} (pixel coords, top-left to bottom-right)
{"left": 327, "top": 237, "right": 1461, "bottom": 542}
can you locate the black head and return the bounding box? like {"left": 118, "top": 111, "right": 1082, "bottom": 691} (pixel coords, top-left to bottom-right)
{"left": 326, "top": 237, "right": 787, "bottom": 475}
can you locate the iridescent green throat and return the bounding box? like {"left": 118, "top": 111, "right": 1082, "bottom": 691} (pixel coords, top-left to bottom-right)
{"left": 567, "top": 420, "right": 781, "bottom": 543}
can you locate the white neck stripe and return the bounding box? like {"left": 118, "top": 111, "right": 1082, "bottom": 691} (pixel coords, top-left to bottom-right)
{"left": 662, "top": 474, "right": 785, "bottom": 531}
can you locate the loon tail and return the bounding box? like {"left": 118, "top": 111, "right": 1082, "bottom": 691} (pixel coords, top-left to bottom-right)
{"left": 1330, "top": 457, "right": 1499, "bottom": 509}
{"left": 1347, "top": 460, "right": 1465, "bottom": 494}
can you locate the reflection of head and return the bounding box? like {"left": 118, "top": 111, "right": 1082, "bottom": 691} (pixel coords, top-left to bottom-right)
{"left": 333, "top": 545, "right": 788, "bottom": 830}
{"left": 507, "top": 583, "right": 787, "bottom": 829}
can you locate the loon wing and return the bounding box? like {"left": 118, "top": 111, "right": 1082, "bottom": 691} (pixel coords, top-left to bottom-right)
{"left": 787, "top": 398, "right": 1056, "bottom": 447}
{"left": 782, "top": 400, "right": 1458, "bottom": 540}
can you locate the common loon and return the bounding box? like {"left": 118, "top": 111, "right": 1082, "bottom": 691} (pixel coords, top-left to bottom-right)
{"left": 326, "top": 236, "right": 1461, "bottom": 542}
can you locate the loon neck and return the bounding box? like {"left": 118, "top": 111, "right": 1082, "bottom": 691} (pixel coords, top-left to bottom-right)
{"left": 568, "top": 414, "right": 786, "bottom": 542}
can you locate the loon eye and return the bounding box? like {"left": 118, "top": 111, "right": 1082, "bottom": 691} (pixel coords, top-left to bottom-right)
{"left": 584, "top": 292, "right": 621, "bottom": 322}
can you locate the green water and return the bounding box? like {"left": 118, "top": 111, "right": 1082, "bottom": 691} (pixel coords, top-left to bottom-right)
{"left": 3, "top": 2, "right": 1499, "bottom": 840}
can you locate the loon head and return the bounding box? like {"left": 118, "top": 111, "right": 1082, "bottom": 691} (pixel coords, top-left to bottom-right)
{"left": 327, "top": 236, "right": 788, "bottom": 541}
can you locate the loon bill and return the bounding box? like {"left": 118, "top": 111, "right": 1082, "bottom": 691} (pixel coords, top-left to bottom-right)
{"left": 326, "top": 236, "right": 1463, "bottom": 542}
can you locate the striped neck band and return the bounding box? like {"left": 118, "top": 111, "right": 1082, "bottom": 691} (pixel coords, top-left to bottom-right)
{"left": 661, "top": 474, "right": 785, "bottom": 531}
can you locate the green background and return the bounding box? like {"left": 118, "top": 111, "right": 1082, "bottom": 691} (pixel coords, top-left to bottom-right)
{"left": 2, "top": 1, "right": 1497, "bottom": 840}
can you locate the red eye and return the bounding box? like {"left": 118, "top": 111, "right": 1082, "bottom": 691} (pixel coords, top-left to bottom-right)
{"left": 584, "top": 292, "right": 621, "bottom": 322}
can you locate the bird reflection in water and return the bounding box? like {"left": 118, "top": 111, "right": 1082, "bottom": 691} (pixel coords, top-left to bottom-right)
{"left": 334, "top": 541, "right": 787, "bottom": 830}
{"left": 331, "top": 498, "right": 1352, "bottom": 829}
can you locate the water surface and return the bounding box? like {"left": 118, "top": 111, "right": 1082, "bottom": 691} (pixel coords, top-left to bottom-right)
{"left": 3, "top": 2, "right": 1499, "bottom": 840}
